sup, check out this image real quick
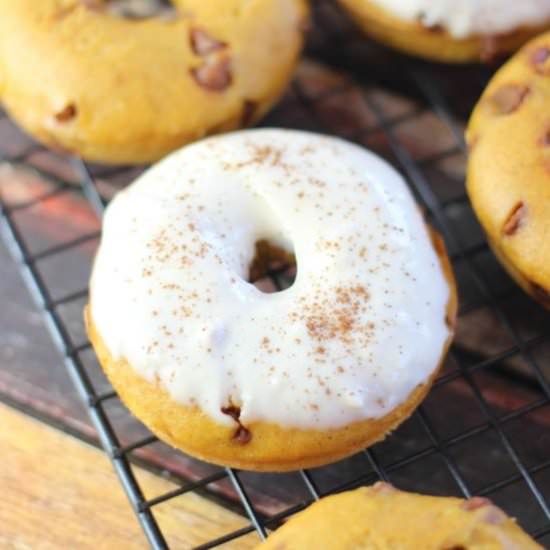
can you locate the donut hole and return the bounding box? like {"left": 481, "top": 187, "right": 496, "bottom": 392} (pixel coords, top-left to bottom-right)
{"left": 248, "top": 239, "right": 297, "bottom": 294}
{"left": 88, "top": 0, "right": 176, "bottom": 20}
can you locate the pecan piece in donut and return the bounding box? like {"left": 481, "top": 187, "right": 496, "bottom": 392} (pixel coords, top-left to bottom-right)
{"left": 502, "top": 201, "right": 526, "bottom": 236}
{"left": 234, "top": 426, "right": 252, "bottom": 444}
{"left": 489, "top": 84, "right": 530, "bottom": 115}
{"left": 54, "top": 103, "right": 78, "bottom": 123}
{"left": 221, "top": 404, "right": 240, "bottom": 422}
{"left": 190, "top": 28, "right": 227, "bottom": 56}
{"left": 372, "top": 481, "right": 396, "bottom": 495}
{"left": 191, "top": 57, "right": 232, "bottom": 92}
{"left": 221, "top": 404, "right": 252, "bottom": 444}
{"left": 463, "top": 496, "right": 491, "bottom": 510}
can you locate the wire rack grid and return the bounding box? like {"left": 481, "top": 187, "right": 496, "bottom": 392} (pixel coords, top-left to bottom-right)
{"left": 1, "top": 2, "right": 550, "bottom": 548}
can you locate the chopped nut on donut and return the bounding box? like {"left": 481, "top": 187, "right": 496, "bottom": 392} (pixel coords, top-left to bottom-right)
{"left": 372, "top": 481, "right": 396, "bottom": 495}
{"left": 190, "top": 28, "right": 227, "bottom": 56}
{"left": 489, "top": 84, "right": 529, "bottom": 115}
{"left": 191, "top": 56, "right": 232, "bottom": 92}
{"left": 234, "top": 426, "right": 252, "bottom": 444}
{"left": 463, "top": 496, "right": 491, "bottom": 510}
{"left": 502, "top": 201, "right": 526, "bottom": 236}
{"left": 221, "top": 404, "right": 241, "bottom": 422}
{"left": 54, "top": 103, "right": 77, "bottom": 123}
{"left": 221, "top": 404, "right": 252, "bottom": 444}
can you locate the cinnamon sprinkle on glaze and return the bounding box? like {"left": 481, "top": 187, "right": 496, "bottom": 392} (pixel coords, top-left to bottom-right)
{"left": 90, "top": 129, "right": 451, "bottom": 430}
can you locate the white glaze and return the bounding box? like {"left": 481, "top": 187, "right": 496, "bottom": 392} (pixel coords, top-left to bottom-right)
{"left": 90, "top": 129, "right": 450, "bottom": 430}
{"left": 370, "top": 0, "right": 550, "bottom": 38}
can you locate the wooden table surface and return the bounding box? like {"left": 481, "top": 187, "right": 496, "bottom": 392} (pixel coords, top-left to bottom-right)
{"left": 0, "top": 401, "right": 259, "bottom": 549}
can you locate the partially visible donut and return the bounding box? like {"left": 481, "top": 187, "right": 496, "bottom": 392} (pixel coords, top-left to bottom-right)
{"left": 336, "top": 0, "right": 550, "bottom": 63}
{"left": 0, "top": 0, "right": 307, "bottom": 164}
{"left": 87, "top": 129, "right": 456, "bottom": 471}
{"left": 256, "top": 483, "right": 543, "bottom": 549}
{"left": 467, "top": 33, "right": 550, "bottom": 309}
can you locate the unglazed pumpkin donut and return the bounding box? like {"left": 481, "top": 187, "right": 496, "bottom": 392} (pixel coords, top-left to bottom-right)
{"left": 256, "top": 483, "right": 543, "bottom": 549}
{"left": 0, "top": 0, "right": 307, "bottom": 165}
{"left": 86, "top": 129, "right": 457, "bottom": 471}
{"left": 336, "top": 0, "right": 550, "bottom": 63}
{"left": 467, "top": 33, "right": 550, "bottom": 309}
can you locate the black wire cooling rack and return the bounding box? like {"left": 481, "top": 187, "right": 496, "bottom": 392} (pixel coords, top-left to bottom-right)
{"left": 1, "top": 2, "right": 550, "bottom": 548}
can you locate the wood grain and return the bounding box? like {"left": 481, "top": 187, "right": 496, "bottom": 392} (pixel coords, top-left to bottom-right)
{"left": 0, "top": 401, "right": 259, "bottom": 549}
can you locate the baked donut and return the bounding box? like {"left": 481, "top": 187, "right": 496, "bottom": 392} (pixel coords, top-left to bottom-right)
{"left": 467, "top": 33, "right": 550, "bottom": 310}
{"left": 0, "top": 0, "right": 307, "bottom": 165}
{"left": 86, "top": 128, "right": 457, "bottom": 471}
{"left": 336, "top": 0, "right": 550, "bottom": 63}
{"left": 256, "top": 483, "right": 543, "bottom": 549}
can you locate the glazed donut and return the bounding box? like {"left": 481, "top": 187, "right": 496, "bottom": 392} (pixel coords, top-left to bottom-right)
{"left": 467, "top": 33, "right": 550, "bottom": 310}
{"left": 256, "top": 483, "right": 543, "bottom": 549}
{"left": 0, "top": 0, "right": 307, "bottom": 164}
{"left": 86, "top": 129, "right": 457, "bottom": 471}
{"left": 337, "top": 0, "right": 550, "bottom": 63}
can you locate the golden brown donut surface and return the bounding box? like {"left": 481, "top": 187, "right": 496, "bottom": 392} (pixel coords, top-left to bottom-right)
{"left": 467, "top": 33, "right": 550, "bottom": 309}
{"left": 336, "top": 0, "right": 548, "bottom": 63}
{"left": 256, "top": 483, "right": 543, "bottom": 549}
{"left": 0, "top": 0, "right": 307, "bottom": 164}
